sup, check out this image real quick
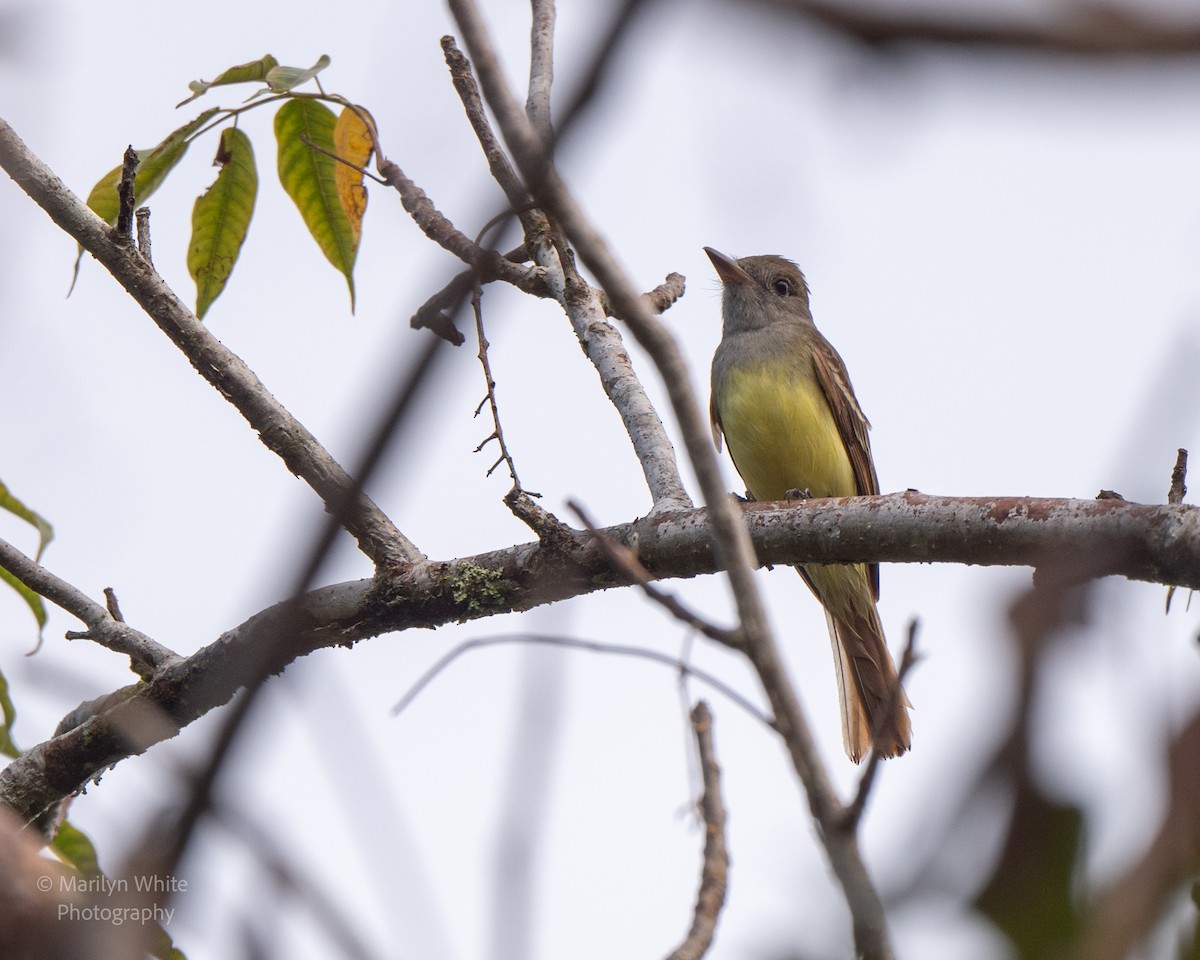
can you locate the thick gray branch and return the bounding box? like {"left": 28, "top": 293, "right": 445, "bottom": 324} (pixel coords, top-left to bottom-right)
{"left": 5, "top": 492, "right": 1194, "bottom": 830}
{"left": 0, "top": 116, "right": 421, "bottom": 568}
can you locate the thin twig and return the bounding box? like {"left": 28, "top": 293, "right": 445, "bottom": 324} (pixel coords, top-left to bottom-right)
{"left": 441, "top": 35, "right": 692, "bottom": 511}
{"left": 569, "top": 499, "right": 740, "bottom": 648}
{"left": 1166, "top": 449, "right": 1189, "bottom": 612}
{"left": 471, "top": 275, "right": 522, "bottom": 489}
{"left": 103, "top": 587, "right": 125, "bottom": 623}
{"left": 409, "top": 242, "right": 528, "bottom": 344}
{"left": 665, "top": 701, "right": 728, "bottom": 960}
{"left": 376, "top": 156, "right": 549, "bottom": 298}
{"left": 841, "top": 620, "right": 921, "bottom": 829}
{"left": 389, "top": 633, "right": 774, "bottom": 729}
{"left": 115, "top": 145, "right": 137, "bottom": 241}
{"left": 134, "top": 207, "right": 153, "bottom": 266}
{"left": 298, "top": 134, "right": 388, "bottom": 184}
{"left": 442, "top": 37, "right": 535, "bottom": 220}
{"left": 1170, "top": 449, "right": 1188, "bottom": 505}
{"left": 641, "top": 272, "right": 686, "bottom": 315}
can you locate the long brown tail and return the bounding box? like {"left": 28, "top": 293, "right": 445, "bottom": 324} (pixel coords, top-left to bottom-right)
{"left": 800, "top": 564, "right": 912, "bottom": 762}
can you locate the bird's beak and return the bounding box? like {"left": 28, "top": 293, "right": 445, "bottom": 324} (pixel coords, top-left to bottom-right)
{"left": 704, "top": 247, "right": 754, "bottom": 287}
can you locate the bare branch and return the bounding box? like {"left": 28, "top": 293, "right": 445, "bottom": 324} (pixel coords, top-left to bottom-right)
{"left": 527, "top": 0, "right": 556, "bottom": 142}
{"left": 641, "top": 272, "right": 686, "bottom": 315}
{"left": 1170, "top": 448, "right": 1188, "bottom": 504}
{"left": 103, "top": 587, "right": 125, "bottom": 623}
{"left": 134, "top": 206, "right": 152, "bottom": 266}
{"left": 665, "top": 701, "right": 728, "bottom": 960}
{"left": 0, "top": 116, "right": 421, "bottom": 568}
{"left": 376, "top": 156, "right": 549, "bottom": 298}
{"left": 390, "top": 634, "right": 773, "bottom": 730}
{"left": 762, "top": 0, "right": 1200, "bottom": 55}
{"left": 2, "top": 491, "right": 1199, "bottom": 826}
{"left": 442, "top": 37, "right": 533, "bottom": 219}
{"left": 409, "top": 241, "right": 529, "bottom": 344}
{"left": 1166, "top": 449, "right": 1188, "bottom": 612}
{"left": 471, "top": 286, "right": 523, "bottom": 491}
{"left": 0, "top": 536, "right": 177, "bottom": 676}
{"left": 441, "top": 35, "right": 692, "bottom": 511}
{"left": 114, "top": 145, "right": 137, "bottom": 241}
{"left": 549, "top": 226, "right": 694, "bottom": 511}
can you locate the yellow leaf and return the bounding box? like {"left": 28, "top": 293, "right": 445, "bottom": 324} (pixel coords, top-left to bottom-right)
{"left": 333, "top": 105, "right": 375, "bottom": 251}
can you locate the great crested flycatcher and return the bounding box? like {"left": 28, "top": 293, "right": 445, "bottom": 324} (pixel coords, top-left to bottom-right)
{"left": 706, "top": 247, "right": 911, "bottom": 762}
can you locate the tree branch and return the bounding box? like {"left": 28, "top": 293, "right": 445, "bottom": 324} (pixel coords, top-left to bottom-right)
{"left": 0, "top": 537, "right": 178, "bottom": 677}
{"left": 5, "top": 492, "right": 1191, "bottom": 850}
{"left": 665, "top": 701, "right": 728, "bottom": 960}
{"left": 0, "top": 116, "right": 421, "bottom": 569}
{"left": 526, "top": 0, "right": 556, "bottom": 142}
{"left": 763, "top": 0, "right": 1200, "bottom": 55}
{"left": 442, "top": 37, "right": 534, "bottom": 219}
{"left": 441, "top": 35, "right": 693, "bottom": 513}
{"left": 569, "top": 499, "right": 739, "bottom": 647}
{"left": 375, "top": 155, "right": 550, "bottom": 298}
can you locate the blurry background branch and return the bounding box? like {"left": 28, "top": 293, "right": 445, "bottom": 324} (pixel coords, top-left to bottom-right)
{"left": 664, "top": 701, "right": 728, "bottom": 960}
{"left": 762, "top": 0, "right": 1200, "bottom": 55}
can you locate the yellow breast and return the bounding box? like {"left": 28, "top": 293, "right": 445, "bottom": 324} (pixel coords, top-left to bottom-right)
{"left": 715, "top": 362, "right": 855, "bottom": 502}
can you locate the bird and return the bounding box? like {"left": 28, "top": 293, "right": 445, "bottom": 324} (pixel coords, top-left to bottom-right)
{"left": 706, "top": 246, "right": 911, "bottom": 761}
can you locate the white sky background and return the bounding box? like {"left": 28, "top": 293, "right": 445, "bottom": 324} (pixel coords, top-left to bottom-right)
{"left": 3, "top": 1, "right": 1200, "bottom": 958}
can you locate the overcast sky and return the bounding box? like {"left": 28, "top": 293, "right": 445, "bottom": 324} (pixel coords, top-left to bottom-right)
{"left": 3, "top": 2, "right": 1200, "bottom": 958}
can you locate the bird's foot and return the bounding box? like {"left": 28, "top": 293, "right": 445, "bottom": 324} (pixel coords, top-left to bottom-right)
{"left": 784, "top": 487, "right": 811, "bottom": 501}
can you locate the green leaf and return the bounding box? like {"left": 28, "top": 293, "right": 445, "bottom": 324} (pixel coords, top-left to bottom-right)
{"left": 333, "top": 106, "right": 374, "bottom": 253}
{"left": 0, "top": 665, "right": 20, "bottom": 758}
{"left": 245, "top": 54, "right": 331, "bottom": 102}
{"left": 176, "top": 54, "right": 279, "bottom": 108}
{"left": 51, "top": 821, "right": 100, "bottom": 876}
{"left": 84, "top": 108, "right": 221, "bottom": 226}
{"left": 0, "top": 478, "right": 53, "bottom": 560}
{"left": 275, "top": 98, "right": 357, "bottom": 308}
{"left": 0, "top": 568, "right": 45, "bottom": 640}
{"left": 0, "top": 479, "right": 53, "bottom": 638}
{"left": 51, "top": 820, "right": 189, "bottom": 959}
{"left": 188, "top": 127, "right": 257, "bottom": 318}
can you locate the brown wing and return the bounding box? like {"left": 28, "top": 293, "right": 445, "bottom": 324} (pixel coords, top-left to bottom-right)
{"left": 810, "top": 334, "right": 881, "bottom": 599}
{"left": 709, "top": 393, "right": 724, "bottom": 452}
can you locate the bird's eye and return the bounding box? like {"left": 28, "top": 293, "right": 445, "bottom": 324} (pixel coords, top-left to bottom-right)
{"left": 773, "top": 278, "right": 792, "bottom": 297}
